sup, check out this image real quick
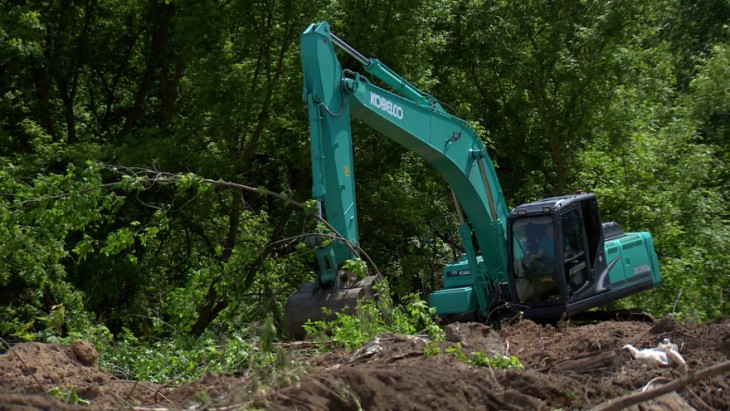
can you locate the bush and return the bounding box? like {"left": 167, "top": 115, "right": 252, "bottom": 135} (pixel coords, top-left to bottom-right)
{"left": 303, "top": 282, "right": 443, "bottom": 350}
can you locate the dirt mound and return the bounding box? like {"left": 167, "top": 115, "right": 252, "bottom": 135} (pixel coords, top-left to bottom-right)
{"left": 0, "top": 342, "right": 257, "bottom": 410}
{"left": 1, "top": 318, "right": 729, "bottom": 410}
{"left": 261, "top": 356, "right": 562, "bottom": 410}
{"left": 0, "top": 342, "right": 156, "bottom": 410}
{"left": 259, "top": 318, "right": 730, "bottom": 410}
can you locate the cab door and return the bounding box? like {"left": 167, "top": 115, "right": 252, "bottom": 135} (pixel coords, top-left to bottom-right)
{"left": 560, "top": 207, "right": 591, "bottom": 299}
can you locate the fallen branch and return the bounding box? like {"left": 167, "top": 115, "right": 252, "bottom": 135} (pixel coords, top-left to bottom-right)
{"left": 108, "top": 165, "right": 384, "bottom": 277}
{"left": 274, "top": 391, "right": 314, "bottom": 408}
{"left": 385, "top": 351, "right": 422, "bottom": 363}
{"left": 104, "top": 380, "right": 173, "bottom": 406}
{"left": 592, "top": 360, "right": 730, "bottom": 411}
{"left": 274, "top": 340, "right": 326, "bottom": 350}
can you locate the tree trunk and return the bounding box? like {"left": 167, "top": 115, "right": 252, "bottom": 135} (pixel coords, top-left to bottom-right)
{"left": 119, "top": 3, "right": 173, "bottom": 137}
{"left": 33, "top": 63, "right": 55, "bottom": 138}
{"left": 59, "top": 81, "right": 77, "bottom": 143}
{"left": 189, "top": 193, "right": 244, "bottom": 336}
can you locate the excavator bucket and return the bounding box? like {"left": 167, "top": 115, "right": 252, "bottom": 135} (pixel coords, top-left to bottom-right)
{"left": 284, "top": 275, "right": 379, "bottom": 340}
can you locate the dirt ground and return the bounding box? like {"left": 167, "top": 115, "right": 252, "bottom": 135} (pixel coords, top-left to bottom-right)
{"left": 1, "top": 316, "right": 728, "bottom": 410}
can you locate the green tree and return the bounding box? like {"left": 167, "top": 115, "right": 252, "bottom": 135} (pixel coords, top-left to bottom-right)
{"left": 1, "top": 0, "right": 728, "bottom": 345}
{"left": 688, "top": 45, "right": 730, "bottom": 185}
{"left": 575, "top": 6, "right": 730, "bottom": 319}
{"left": 434, "top": 0, "right": 642, "bottom": 201}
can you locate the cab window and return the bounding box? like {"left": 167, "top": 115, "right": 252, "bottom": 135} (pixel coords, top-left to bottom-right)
{"left": 511, "top": 216, "right": 559, "bottom": 303}
{"left": 562, "top": 209, "right": 589, "bottom": 290}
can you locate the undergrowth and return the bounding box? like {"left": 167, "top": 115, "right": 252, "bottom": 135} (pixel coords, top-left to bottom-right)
{"left": 3, "top": 306, "right": 307, "bottom": 387}
{"left": 426, "top": 341, "right": 523, "bottom": 370}
{"left": 97, "top": 314, "right": 307, "bottom": 387}
{"left": 302, "top": 282, "right": 443, "bottom": 350}
{"left": 301, "top": 284, "right": 523, "bottom": 371}
{"left": 47, "top": 386, "right": 90, "bottom": 406}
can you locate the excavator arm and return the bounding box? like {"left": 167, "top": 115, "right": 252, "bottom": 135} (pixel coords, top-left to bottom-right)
{"left": 285, "top": 22, "right": 510, "bottom": 337}
{"left": 311, "top": 25, "right": 510, "bottom": 275}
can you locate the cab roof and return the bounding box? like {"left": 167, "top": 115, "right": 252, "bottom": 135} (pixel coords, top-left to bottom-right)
{"left": 508, "top": 192, "right": 596, "bottom": 219}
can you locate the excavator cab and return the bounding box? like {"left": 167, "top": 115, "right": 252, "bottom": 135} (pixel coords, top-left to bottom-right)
{"left": 506, "top": 193, "right": 660, "bottom": 321}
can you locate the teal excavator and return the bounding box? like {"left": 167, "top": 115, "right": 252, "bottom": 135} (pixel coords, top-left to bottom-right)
{"left": 284, "top": 22, "right": 660, "bottom": 339}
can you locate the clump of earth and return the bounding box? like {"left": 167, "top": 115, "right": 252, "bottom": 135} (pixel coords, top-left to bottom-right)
{"left": 1, "top": 316, "right": 728, "bottom": 410}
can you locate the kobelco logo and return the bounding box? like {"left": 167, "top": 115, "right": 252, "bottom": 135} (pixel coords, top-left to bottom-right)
{"left": 370, "top": 92, "right": 404, "bottom": 120}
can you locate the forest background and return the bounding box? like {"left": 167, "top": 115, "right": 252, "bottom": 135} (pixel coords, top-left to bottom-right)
{"left": 0, "top": 0, "right": 728, "bottom": 381}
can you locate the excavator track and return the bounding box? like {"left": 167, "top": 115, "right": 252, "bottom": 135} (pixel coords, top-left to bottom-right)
{"left": 565, "top": 308, "right": 655, "bottom": 324}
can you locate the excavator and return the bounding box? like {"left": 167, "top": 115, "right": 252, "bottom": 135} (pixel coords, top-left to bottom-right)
{"left": 284, "top": 22, "right": 660, "bottom": 339}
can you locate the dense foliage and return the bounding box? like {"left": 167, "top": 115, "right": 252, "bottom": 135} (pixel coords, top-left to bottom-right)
{"left": 303, "top": 284, "right": 443, "bottom": 350}
{"left": 1, "top": 0, "right": 728, "bottom": 379}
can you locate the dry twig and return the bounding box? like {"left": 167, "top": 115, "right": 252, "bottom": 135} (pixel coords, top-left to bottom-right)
{"left": 685, "top": 387, "right": 716, "bottom": 411}
{"left": 274, "top": 391, "right": 313, "bottom": 409}
{"left": 384, "top": 351, "right": 422, "bottom": 363}
{"left": 592, "top": 360, "right": 730, "bottom": 411}
{"left": 0, "top": 338, "right": 45, "bottom": 392}
{"left": 583, "top": 376, "right": 593, "bottom": 409}
{"left": 640, "top": 376, "right": 671, "bottom": 392}
{"left": 105, "top": 379, "right": 174, "bottom": 406}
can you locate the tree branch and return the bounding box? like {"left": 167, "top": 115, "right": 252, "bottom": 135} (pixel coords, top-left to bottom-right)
{"left": 592, "top": 360, "right": 730, "bottom": 411}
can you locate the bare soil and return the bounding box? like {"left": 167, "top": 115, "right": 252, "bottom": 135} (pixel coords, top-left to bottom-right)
{"left": 1, "top": 316, "right": 728, "bottom": 410}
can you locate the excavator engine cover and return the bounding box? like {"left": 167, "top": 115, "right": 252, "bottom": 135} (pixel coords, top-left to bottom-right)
{"left": 284, "top": 275, "right": 379, "bottom": 340}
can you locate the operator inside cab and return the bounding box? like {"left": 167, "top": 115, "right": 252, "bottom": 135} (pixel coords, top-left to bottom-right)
{"left": 512, "top": 217, "right": 559, "bottom": 303}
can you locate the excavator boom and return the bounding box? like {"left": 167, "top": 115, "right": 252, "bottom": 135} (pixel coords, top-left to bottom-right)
{"left": 286, "top": 21, "right": 508, "bottom": 337}
{"left": 285, "top": 22, "right": 660, "bottom": 338}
